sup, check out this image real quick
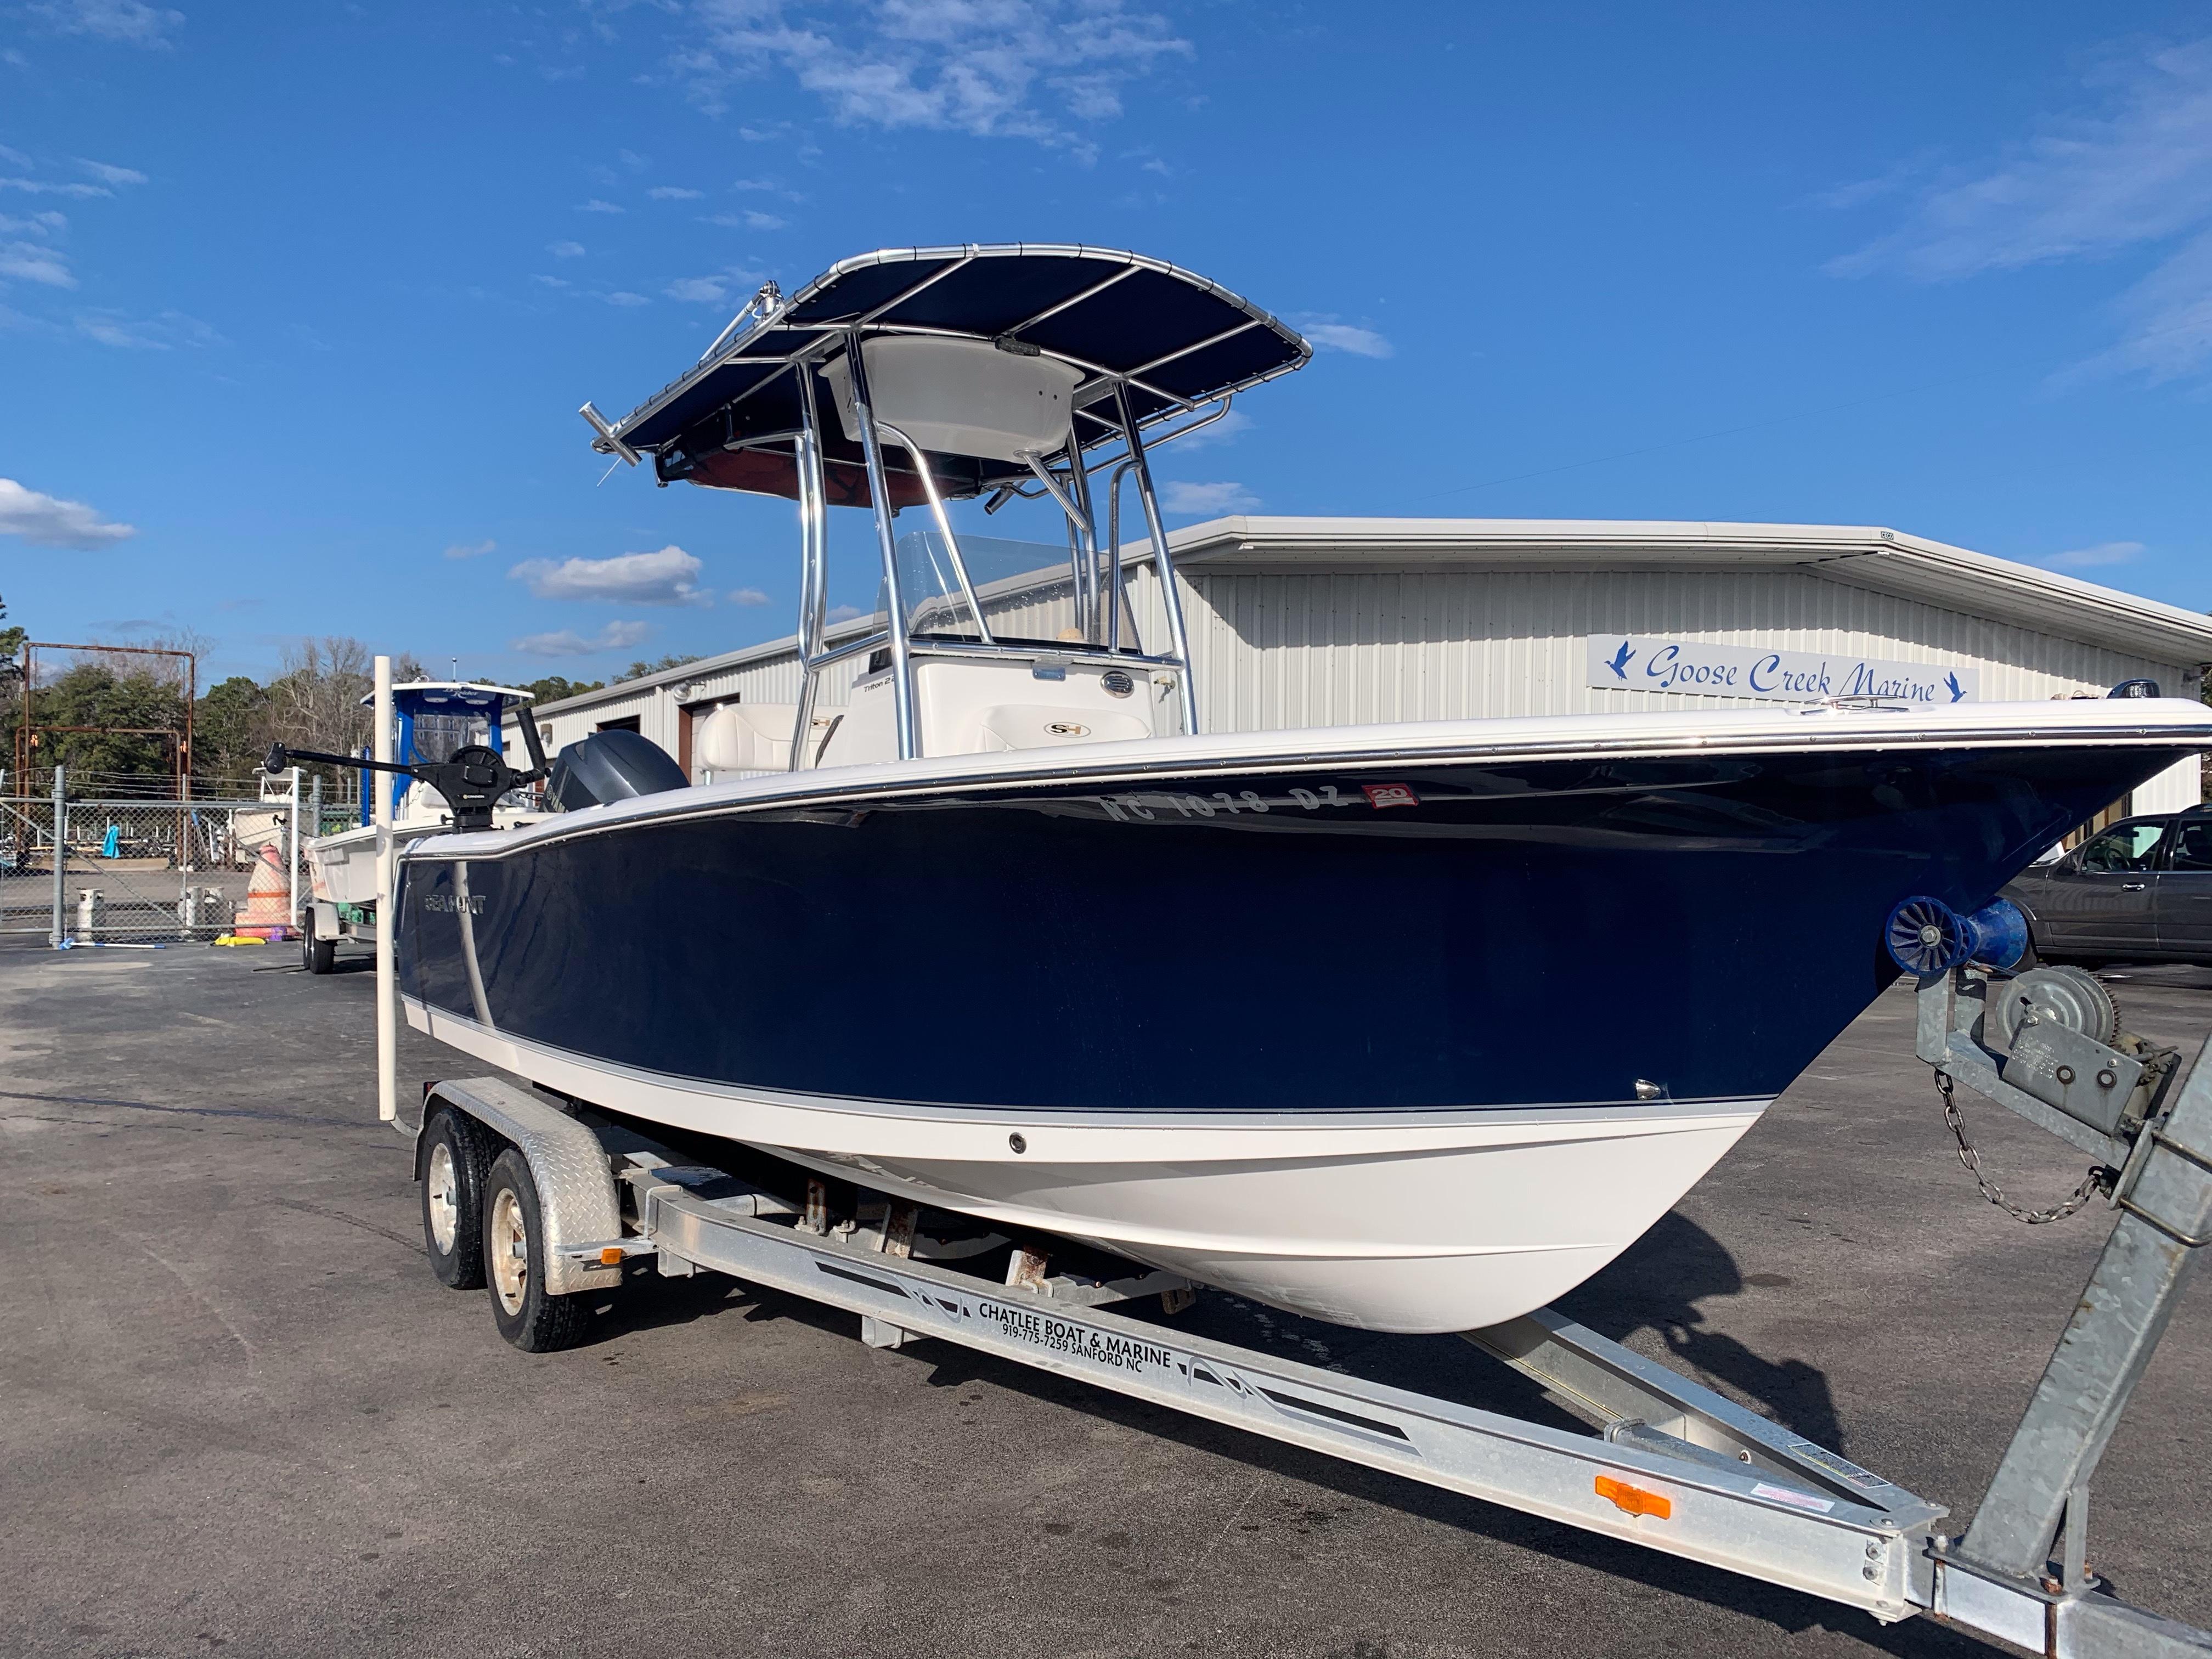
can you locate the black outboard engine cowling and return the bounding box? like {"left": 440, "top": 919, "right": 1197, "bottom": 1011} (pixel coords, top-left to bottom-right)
{"left": 546, "top": 730, "right": 691, "bottom": 810}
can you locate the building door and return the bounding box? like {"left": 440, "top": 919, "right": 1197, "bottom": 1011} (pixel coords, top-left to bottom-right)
{"left": 2157, "top": 816, "right": 2212, "bottom": 960}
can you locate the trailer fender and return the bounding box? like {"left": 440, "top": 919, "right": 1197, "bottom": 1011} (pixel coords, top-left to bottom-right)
{"left": 422, "top": 1076, "right": 623, "bottom": 1295}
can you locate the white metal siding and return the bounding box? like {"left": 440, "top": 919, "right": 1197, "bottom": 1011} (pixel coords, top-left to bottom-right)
{"left": 1184, "top": 567, "right": 2192, "bottom": 734}
{"left": 516, "top": 558, "right": 2202, "bottom": 809}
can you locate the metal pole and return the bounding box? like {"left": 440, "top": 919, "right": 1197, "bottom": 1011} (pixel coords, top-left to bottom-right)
{"left": 789, "top": 366, "right": 829, "bottom": 771}
{"left": 48, "top": 765, "right": 65, "bottom": 947}
{"left": 373, "top": 656, "right": 397, "bottom": 1124}
{"left": 286, "top": 765, "right": 301, "bottom": 926}
{"left": 879, "top": 422, "right": 993, "bottom": 646}
{"left": 1064, "top": 424, "right": 1103, "bottom": 646}
{"left": 1115, "top": 383, "right": 1201, "bottom": 735}
{"left": 842, "top": 330, "right": 919, "bottom": 761}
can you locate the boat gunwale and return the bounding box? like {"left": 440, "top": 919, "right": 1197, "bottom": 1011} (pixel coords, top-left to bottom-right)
{"left": 404, "top": 698, "right": 2212, "bottom": 865}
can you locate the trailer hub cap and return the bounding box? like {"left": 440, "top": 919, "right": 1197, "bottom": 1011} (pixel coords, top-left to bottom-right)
{"left": 426, "top": 1142, "right": 459, "bottom": 1254}
{"left": 490, "top": 1188, "right": 528, "bottom": 1314}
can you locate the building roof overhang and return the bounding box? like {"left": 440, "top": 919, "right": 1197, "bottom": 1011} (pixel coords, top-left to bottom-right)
{"left": 1165, "top": 517, "right": 2212, "bottom": 665}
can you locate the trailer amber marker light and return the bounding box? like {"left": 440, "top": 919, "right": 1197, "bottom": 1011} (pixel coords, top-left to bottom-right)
{"left": 1594, "top": 1476, "right": 1671, "bottom": 1520}
{"left": 600, "top": 1247, "right": 624, "bottom": 1265}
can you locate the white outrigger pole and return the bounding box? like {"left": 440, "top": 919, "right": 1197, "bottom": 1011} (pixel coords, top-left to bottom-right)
{"left": 373, "top": 653, "right": 397, "bottom": 1125}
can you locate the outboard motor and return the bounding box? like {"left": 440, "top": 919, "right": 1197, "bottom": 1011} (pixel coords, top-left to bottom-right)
{"left": 546, "top": 730, "right": 691, "bottom": 811}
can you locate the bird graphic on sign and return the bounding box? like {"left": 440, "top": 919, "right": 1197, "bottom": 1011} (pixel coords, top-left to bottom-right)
{"left": 1945, "top": 672, "right": 1965, "bottom": 703}
{"left": 1605, "top": 641, "right": 1635, "bottom": 679}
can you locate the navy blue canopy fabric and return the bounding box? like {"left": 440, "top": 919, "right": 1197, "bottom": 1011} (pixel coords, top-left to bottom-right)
{"left": 600, "top": 246, "right": 1308, "bottom": 507}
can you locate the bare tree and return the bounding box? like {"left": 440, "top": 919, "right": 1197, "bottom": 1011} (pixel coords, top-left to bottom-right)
{"left": 268, "top": 637, "right": 374, "bottom": 757}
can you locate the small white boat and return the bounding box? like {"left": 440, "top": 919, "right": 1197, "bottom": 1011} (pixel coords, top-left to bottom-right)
{"left": 300, "top": 682, "right": 539, "bottom": 961}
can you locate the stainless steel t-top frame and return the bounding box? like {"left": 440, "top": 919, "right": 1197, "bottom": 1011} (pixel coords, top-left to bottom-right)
{"left": 781, "top": 325, "right": 1207, "bottom": 768}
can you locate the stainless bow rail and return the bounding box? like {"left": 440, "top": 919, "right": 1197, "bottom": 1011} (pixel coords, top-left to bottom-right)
{"left": 404, "top": 963, "right": 2212, "bottom": 1656}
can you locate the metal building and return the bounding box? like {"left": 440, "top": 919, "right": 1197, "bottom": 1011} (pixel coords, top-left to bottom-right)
{"left": 514, "top": 517, "right": 2212, "bottom": 815}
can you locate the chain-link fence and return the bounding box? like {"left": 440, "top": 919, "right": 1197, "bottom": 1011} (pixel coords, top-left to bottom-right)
{"left": 1, "top": 771, "right": 316, "bottom": 945}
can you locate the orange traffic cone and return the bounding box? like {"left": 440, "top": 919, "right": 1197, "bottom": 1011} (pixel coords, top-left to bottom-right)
{"left": 239, "top": 843, "right": 291, "bottom": 930}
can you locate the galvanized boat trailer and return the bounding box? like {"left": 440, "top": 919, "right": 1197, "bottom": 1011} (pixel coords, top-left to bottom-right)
{"left": 409, "top": 962, "right": 2212, "bottom": 1656}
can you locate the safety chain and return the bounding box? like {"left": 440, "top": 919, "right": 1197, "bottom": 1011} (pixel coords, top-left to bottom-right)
{"left": 1934, "top": 1070, "right": 2111, "bottom": 1225}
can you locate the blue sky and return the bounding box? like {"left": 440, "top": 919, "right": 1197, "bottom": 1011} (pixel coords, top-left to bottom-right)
{"left": 3, "top": 2, "right": 2209, "bottom": 685}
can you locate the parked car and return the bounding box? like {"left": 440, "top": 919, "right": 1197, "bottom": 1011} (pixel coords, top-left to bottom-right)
{"left": 2001, "top": 809, "right": 2212, "bottom": 966}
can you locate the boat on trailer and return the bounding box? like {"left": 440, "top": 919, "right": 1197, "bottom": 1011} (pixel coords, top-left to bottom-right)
{"left": 392, "top": 244, "right": 2212, "bottom": 1334}
{"left": 299, "top": 681, "right": 538, "bottom": 970}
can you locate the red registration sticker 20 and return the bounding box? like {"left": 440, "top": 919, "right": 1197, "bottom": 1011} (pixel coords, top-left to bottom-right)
{"left": 1361, "top": 783, "right": 1420, "bottom": 810}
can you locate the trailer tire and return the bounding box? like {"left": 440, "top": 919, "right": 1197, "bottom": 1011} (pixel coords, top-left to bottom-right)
{"left": 482, "top": 1148, "right": 589, "bottom": 1353}
{"left": 302, "top": 927, "right": 336, "bottom": 974}
{"left": 420, "top": 1108, "right": 490, "bottom": 1290}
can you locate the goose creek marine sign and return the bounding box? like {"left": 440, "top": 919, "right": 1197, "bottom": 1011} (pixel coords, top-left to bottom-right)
{"left": 1587, "top": 636, "right": 1978, "bottom": 704}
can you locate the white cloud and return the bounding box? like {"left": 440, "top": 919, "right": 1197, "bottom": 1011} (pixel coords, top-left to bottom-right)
{"left": 666, "top": 275, "right": 729, "bottom": 303}
{"left": 2044, "top": 540, "right": 2146, "bottom": 568}
{"left": 75, "top": 157, "right": 145, "bottom": 185}
{"left": 0, "top": 177, "right": 109, "bottom": 199}
{"left": 0, "top": 241, "right": 72, "bottom": 286}
{"left": 648, "top": 185, "right": 704, "bottom": 199}
{"left": 1295, "top": 316, "right": 1393, "bottom": 358}
{"left": 1829, "top": 37, "right": 2212, "bottom": 381}
{"left": 511, "top": 620, "right": 653, "bottom": 657}
{"left": 2074, "top": 225, "right": 2212, "bottom": 383}
{"left": 826, "top": 603, "right": 864, "bottom": 622}
{"left": 548, "top": 239, "right": 586, "bottom": 258}
{"left": 533, "top": 273, "right": 570, "bottom": 289}
{"left": 682, "top": 0, "right": 1191, "bottom": 146}
{"left": 510, "top": 545, "right": 711, "bottom": 605}
{"left": 578, "top": 199, "right": 625, "bottom": 213}
{"left": 444, "top": 538, "right": 498, "bottom": 560}
{"left": 731, "top": 176, "right": 781, "bottom": 190}
{"left": 0, "top": 477, "right": 135, "bottom": 547}
{"left": 30, "top": 0, "right": 182, "bottom": 47}
{"left": 602, "top": 290, "right": 650, "bottom": 307}
{"left": 742, "top": 209, "right": 785, "bottom": 230}
{"left": 730, "top": 586, "right": 772, "bottom": 605}
{"left": 1167, "top": 407, "right": 1249, "bottom": 449}
{"left": 73, "top": 307, "right": 221, "bottom": 348}
{"left": 1159, "top": 479, "right": 1256, "bottom": 515}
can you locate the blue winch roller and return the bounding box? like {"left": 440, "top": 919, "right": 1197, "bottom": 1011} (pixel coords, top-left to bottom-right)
{"left": 1884, "top": 895, "right": 2030, "bottom": 975}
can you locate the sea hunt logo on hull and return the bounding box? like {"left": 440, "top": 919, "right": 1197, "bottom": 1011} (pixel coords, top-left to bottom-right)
{"left": 422, "top": 893, "right": 484, "bottom": 915}
{"left": 1587, "top": 636, "right": 1977, "bottom": 705}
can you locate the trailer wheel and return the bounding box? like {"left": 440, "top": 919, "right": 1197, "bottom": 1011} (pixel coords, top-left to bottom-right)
{"left": 420, "top": 1109, "right": 489, "bottom": 1289}
{"left": 302, "top": 927, "right": 335, "bottom": 974}
{"left": 483, "top": 1148, "right": 588, "bottom": 1353}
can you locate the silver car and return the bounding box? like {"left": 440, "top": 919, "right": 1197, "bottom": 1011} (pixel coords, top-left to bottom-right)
{"left": 2001, "top": 809, "right": 2212, "bottom": 966}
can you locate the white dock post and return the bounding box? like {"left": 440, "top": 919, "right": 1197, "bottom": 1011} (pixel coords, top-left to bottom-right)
{"left": 373, "top": 656, "right": 397, "bottom": 1124}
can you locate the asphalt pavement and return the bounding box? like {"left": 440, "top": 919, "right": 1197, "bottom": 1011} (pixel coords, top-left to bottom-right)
{"left": 4, "top": 941, "right": 2211, "bottom": 1659}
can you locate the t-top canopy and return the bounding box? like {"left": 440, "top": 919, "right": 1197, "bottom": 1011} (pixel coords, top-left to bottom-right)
{"left": 588, "top": 245, "right": 1310, "bottom": 509}
{"left": 359, "top": 681, "right": 534, "bottom": 712}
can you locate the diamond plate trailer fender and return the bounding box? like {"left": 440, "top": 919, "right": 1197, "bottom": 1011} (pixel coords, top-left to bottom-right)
{"left": 412, "top": 1076, "right": 624, "bottom": 1295}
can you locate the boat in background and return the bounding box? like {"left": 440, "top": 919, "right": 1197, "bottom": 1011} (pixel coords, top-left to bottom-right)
{"left": 389, "top": 246, "right": 2212, "bottom": 1331}
{"left": 300, "top": 681, "right": 537, "bottom": 969}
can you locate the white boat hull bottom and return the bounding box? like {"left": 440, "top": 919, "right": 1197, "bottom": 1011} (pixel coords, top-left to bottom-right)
{"left": 406, "top": 1000, "right": 1765, "bottom": 1334}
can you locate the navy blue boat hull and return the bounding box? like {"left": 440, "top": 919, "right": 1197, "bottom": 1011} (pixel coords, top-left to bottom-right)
{"left": 397, "top": 743, "right": 2182, "bottom": 1117}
